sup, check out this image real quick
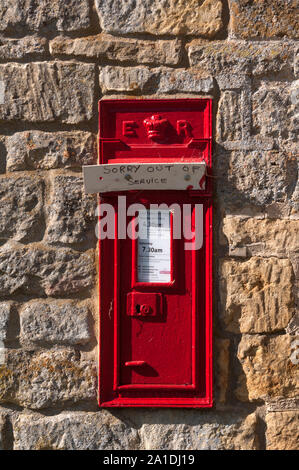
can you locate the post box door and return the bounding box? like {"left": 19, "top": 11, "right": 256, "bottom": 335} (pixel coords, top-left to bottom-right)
{"left": 119, "top": 201, "right": 196, "bottom": 390}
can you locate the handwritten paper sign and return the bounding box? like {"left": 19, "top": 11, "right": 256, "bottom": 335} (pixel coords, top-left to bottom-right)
{"left": 83, "top": 162, "right": 206, "bottom": 193}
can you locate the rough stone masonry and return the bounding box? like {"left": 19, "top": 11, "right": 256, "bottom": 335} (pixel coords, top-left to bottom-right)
{"left": 0, "top": 0, "right": 298, "bottom": 450}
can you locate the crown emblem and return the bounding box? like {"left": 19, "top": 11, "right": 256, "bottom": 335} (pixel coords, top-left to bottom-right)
{"left": 143, "top": 114, "right": 169, "bottom": 142}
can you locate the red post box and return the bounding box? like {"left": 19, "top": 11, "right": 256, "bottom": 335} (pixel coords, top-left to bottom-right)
{"left": 84, "top": 99, "right": 212, "bottom": 407}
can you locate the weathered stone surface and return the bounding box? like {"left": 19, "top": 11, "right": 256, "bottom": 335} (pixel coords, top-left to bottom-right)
{"left": 0, "top": 247, "right": 94, "bottom": 297}
{"left": 99, "top": 66, "right": 213, "bottom": 94}
{"left": 0, "top": 0, "right": 90, "bottom": 32}
{"left": 266, "top": 411, "right": 299, "bottom": 450}
{"left": 230, "top": 0, "right": 299, "bottom": 39}
{"left": 0, "top": 35, "right": 46, "bottom": 59}
{"left": 20, "top": 301, "right": 91, "bottom": 346}
{"left": 215, "top": 338, "right": 230, "bottom": 403}
{"left": 96, "top": 0, "right": 223, "bottom": 37}
{"left": 0, "top": 349, "right": 96, "bottom": 409}
{"left": 252, "top": 81, "right": 298, "bottom": 146}
{"left": 221, "top": 217, "right": 299, "bottom": 257}
{"left": 286, "top": 313, "right": 299, "bottom": 336}
{"left": 215, "top": 151, "right": 298, "bottom": 210}
{"left": 188, "top": 40, "right": 294, "bottom": 76}
{"left": 50, "top": 34, "right": 182, "bottom": 66}
{"left": 158, "top": 69, "right": 213, "bottom": 93}
{"left": 99, "top": 66, "right": 158, "bottom": 93}
{"left": 0, "top": 176, "right": 44, "bottom": 243}
{"left": 137, "top": 411, "right": 258, "bottom": 450}
{"left": 236, "top": 334, "right": 298, "bottom": 401}
{"left": 266, "top": 397, "right": 299, "bottom": 412}
{"left": 13, "top": 411, "right": 139, "bottom": 450}
{"left": 0, "top": 62, "right": 95, "bottom": 124}
{"left": 46, "top": 176, "right": 96, "bottom": 245}
{"left": 0, "top": 303, "right": 12, "bottom": 342}
{"left": 217, "top": 91, "right": 242, "bottom": 141}
{"left": 220, "top": 257, "right": 294, "bottom": 334}
{"left": 6, "top": 131, "right": 96, "bottom": 171}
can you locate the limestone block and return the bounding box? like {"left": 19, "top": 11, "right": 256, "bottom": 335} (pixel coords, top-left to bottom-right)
{"left": 230, "top": 0, "right": 299, "bottom": 39}
{"left": 0, "top": 349, "right": 96, "bottom": 409}
{"left": 13, "top": 411, "right": 140, "bottom": 450}
{"left": 0, "top": 0, "right": 90, "bottom": 32}
{"left": 46, "top": 175, "right": 96, "bottom": 245}
{"left": 158, "top": 69, "right": 213, "bottom": 93}
{"left": 236, "top": 334, "right": 298, "bottom": 401}
{"left": 95, "top": 0, "right": 223, "bottom": 37}
{"left": 20, "top": 301, "right": 92, "bottom": 346}
{"left": 220, "top": 257, "right": 294, "bottom": 334}
{"left": 50, "top": 34, "right": 182, "bottom": 66}
{"left": 99, "top": 66, "right": 213, "bottom": 94}
{"left": 0, "top": 176, "right": 44, "bottom": 243}
{"left": 99, "top": 66, "right": 158, "bottom": 93}
{"left": 215, "top": 150, "right": 298, "bottom": 210}
{"left": 137, "top": 410, "right": 258, "bottom": 450}
{"left": 266, "top": 411, "right": 299, "bottom": 450}
{"left": 0, "top": 247, "right": 94, "bottom": 297}
{"left": 6, "top": 131, "right": 96, "bottom": 171}
{"left": 221, "top": 217, "right": 299, "bottom": 257}
{"left": 188, "top": 40, "right": 294, "bottom": 76}
{"left": 252, "top": 81, "right": 298, "bottom": 145}
{"left": 0, "top": 62, "right": 95, "bottom": 124}
{"left": 0, "top": 36, "right": 46, "bottom": 59}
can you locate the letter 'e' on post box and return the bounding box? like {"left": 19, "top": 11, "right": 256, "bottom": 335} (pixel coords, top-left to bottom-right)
{"left": 83, "top": 99, "right": 212, "bottom": 408}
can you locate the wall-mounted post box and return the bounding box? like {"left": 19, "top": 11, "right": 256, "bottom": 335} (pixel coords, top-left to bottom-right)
{"left": 84, "top": 99, "right": 212, "bottom": 408}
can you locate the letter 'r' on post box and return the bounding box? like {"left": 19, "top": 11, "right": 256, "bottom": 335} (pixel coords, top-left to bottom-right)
{"left": 83, "top": 99, "right": 213, "bottom": 408}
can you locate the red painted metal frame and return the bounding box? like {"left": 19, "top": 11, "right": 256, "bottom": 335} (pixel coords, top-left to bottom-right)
{"left": 98, "top": 99, "right": 213, "bottom": 408}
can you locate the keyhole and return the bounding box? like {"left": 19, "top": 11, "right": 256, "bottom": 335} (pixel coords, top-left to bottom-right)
{"left": 135, "top": 304, "right": 141, "bottom": 314}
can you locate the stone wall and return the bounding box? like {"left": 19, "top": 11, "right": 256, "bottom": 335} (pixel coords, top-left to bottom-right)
{"left": 0, "top": 0, "right": 298, "bottom": 450}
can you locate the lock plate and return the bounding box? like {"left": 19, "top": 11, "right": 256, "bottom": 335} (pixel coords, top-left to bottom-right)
{"left": 126, "top": 292, "right": 162, "bottom": 318}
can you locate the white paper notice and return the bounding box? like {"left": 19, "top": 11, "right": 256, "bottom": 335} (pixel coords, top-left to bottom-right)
{"left": 138, "top": 210, "right": 171, "bottom": 283}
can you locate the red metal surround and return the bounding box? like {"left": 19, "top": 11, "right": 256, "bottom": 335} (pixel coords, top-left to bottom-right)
{"left": 98, "top": 99, "right": 212, "bottom": 408}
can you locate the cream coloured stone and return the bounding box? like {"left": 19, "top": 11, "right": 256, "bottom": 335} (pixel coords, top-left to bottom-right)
{"left": 6, "top": 131, "right": 96, "bottom": 171}
{"left": 50, "top": 34, "right": 182, "bottom": 66}
{"left": 13, "top": 411, "right": 139, "bottom": 450}
{"left": 221, "top": 217, "right": 299, "bottom": 257}
{"left": 266, "top": 411, "right": 299, "bottom": 450}
{"left": 96, "top": 0, "right": 223, "bottom": 37}
{"left": 137, "top": 411, "right": 258, "bottom": 450}
{"left": 188, "top": 40, "right": 294, "bottom": 76}
{"left": 236, "top": 334, "right": 298, "bottom": 401}
{"left": 0, "top": 62, "right": 95, "bottom": 123}
{"left": 220, "top": 257, "right": 294, "bottom": 334}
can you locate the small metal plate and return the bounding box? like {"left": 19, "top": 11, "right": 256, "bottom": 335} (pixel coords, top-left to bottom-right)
{"left": 83, "top": 162, "right": 206, "bottom": 194}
